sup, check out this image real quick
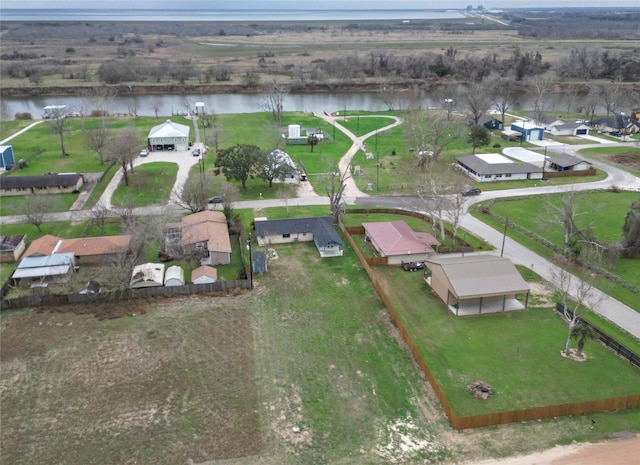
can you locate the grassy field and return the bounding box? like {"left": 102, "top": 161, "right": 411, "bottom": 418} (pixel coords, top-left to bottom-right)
{"left": 111, "top": 162, "right": 177, "bottom": 207}
{"left": 2, "top": 239, "right": 639, "bottom": 465}
{"left": 474, "top": 191, "right": 640, "bottom": 312}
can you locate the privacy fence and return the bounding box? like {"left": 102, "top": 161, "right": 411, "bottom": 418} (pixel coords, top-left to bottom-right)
{"left": 0, "top": 279, "right": 250, "bottom": 312}
{"left": 341, "top": 219, "right": 640, "bottom": 430}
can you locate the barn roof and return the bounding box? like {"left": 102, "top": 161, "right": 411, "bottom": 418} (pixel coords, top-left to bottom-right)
{"left": 425, "top": 254, "right": 529, "bottom": 299}
{"left": 148, "top": 119, "right": 190, "bottom": 138}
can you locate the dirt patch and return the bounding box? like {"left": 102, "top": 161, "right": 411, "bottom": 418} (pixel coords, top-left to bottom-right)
{"left": 0, "top": 296, "right": 262, "bottom": 465}
{"left": 610, "top": 152, "right": 640, "bottom": 169}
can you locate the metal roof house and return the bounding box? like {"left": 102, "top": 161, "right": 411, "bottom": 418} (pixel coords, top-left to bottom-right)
{"left": 511, "top": 121, "right": 544, "bottom": 141}
{"left": 424, "top": 254, "right": 530, "bottom": 316}
{"left": 0, "top": 145, "right": 15, "bottom": 170}
{"left": 254, "top": 216, "right": 344, "bottom": 257}
{"left": 12, "top": 253, "right": 75, "bottom": 287}
{"left": 456, "top": 153, "right": 543, "bottom": 182}
{"left": 147, "top": 119, "right": 190, "bottom": 152}
{"left": 362, "top": 220, "right": 439, "bottom": 265}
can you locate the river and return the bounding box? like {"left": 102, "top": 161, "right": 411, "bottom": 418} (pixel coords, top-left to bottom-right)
{"left": 0, "top": 91, "right": 554, "bottom": 121}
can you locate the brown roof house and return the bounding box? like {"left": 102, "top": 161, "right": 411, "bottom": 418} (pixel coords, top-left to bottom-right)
{"left": 23, "top": 234, "right": 131, "bottom": 265}
{"left": 0, "top": 234, "right": 27, "bottom": 263}
{"left": 424, "top": 254, "right": 530, "bottom": 316}
{"left": 363, "top": 220, "right": 439, "bottom": 265}
{"left": 166, "top": 211, "right": 232, "bottom": 265}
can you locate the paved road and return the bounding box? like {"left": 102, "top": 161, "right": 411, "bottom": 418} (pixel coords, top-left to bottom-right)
{"left": 2, "top": 118, "right": 639, "bottom": 338}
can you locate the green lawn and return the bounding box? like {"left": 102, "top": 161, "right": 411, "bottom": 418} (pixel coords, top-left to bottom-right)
{"left": 111, "top": 162, "right": 177, "bottom": 207}
{"left": 380, "top": 266, "right": 640, "bottom": 417}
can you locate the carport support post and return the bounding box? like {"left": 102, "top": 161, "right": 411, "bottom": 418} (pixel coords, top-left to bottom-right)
{"left": 247, "top": 233, "right": 253, "bottom": 289}
{"left": 501, "top": 218, "right": 508, "bottom": 257}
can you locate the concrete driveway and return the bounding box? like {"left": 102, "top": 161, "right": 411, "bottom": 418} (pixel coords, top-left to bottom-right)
{"left": 98, "top": 144, "right": 204, "bottom": 209}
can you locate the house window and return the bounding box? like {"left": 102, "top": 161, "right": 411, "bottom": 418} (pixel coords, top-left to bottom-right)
{"left": 282, "top": 233, "right": 290, "bottom": 238}
{"left": 505, "top": 174, "right": 512, "bottom": 178}
{"left": 17, "top": 187, "right": 26, "bottom": 192}
{"left": 484, "top": 175, "right": 491, "bottom": 179}
{"left": 495, "top": 174, "right": 503, "bottom": 178}
{"left": 37, "top": 186, "right": 47, "bottom": 190}
{"left": 196, "top": 243, "right": 204, "bottom": 249}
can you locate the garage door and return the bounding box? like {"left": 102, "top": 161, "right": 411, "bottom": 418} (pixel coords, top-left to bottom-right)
{"left": 576, "top": 129, "right": 588, "bottom": 135}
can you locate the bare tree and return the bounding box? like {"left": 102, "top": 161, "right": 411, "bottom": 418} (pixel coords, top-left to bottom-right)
{"left": 89, "top": 201, "right": 110, "bottom": 235}
{"left": 107, "top": 126, "right": 138, "bottom": 187}
{"left": 528, "top": 76, "right": 553, "bottom": 124}
{"left": 277, "top": 183, "right": 298, "bottom": 218}
{"left": 47, "top": 111, "right": 70, "bottom": 157}
{"left": 173, "top": 175, "right": 209, "bottom": 213}
{"left": 262, "top": 80, "right": 287, "bottom": 125}
{"left": 551, "top": 264, "right": 601, "bottom": 358}
{"left": 405, "top": 108, "right": 461, "bottom": 167}
{"left": 152, "top": 98, "right": 162, "bottom": 119}
{"left": 597, "top": 82, "right": 622, "bottom": 116}
{"left": 21, "top": 195, "right": 62, "bottom": 232}
{"left": 488, "top": 75, "right": 517, "bottom": 129}
{"left": 85, "top": 124, "right": 111, "bottom": 164}
{"left": 543, "top": 189, "right": 586, "bottom": 258}
{"left": 461, "top": 82, "right": 492, "bottom": 126}
{"left": 321, "top": 160, "right": 350, "bottom": 224}
{"left": 112, "top": 197, "right": 138, "bottom": 228}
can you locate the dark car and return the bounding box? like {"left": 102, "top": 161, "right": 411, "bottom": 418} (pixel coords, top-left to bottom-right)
{"left": 208, "top": 196, "right": 224, "bottom": 204}
{"left": 192, "top": 148, "right": 201, "bottom": 157}
{"left": 461, "top": 187, "right": 482, "bottom": 196}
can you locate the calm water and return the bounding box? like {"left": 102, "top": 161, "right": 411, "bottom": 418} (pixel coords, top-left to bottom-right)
{"left": 1, "top": 8, "right": 466, "bottom": 22}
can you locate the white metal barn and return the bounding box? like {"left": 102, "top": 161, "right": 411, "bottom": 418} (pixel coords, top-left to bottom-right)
{"left": 147, "top": 119, "right": 190, "bottom": 152}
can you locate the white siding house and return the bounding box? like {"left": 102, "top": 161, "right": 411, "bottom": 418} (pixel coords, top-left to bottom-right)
{"left": 147, "top": 119, "right": 190, "bottom": 152}
{"left": 456, "top": 153, "right": 543, "bottom": 182}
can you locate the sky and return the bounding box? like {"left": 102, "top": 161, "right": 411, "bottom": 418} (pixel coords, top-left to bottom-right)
{"left": 2, "top": 0, "right": 639, "bottom": 9}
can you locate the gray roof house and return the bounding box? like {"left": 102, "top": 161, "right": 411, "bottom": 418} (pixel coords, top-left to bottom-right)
{"left": 424, "top": 254, "right": 530, "bottom": 316}
{"left": 546, "top": 154, "right": 592, "bottom": 172}
{"left": 548, "top": 122, "right": 590, "bottom": 136}
{"left": 591, "top": 114, "right": 640, "bottom": 135}
{"left": 254, "top": 216, "right": 343, "bottom": 257}
{"left": 456, "top": 153, "right": 543, "bottom": 182}
{"left": 0, "top": 173, "right": 83, "bottom": 195}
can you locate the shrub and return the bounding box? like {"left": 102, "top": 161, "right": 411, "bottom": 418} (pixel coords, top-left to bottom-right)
{"left": 66, "top": 47, "right": 76, "bottom": 53}
{"left": 15, "top": 112, "right": 33, "bottom": 120}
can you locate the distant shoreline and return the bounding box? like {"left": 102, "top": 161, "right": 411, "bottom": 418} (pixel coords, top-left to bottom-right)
{"left": 0, "top": 8, "right": 467, "bottom": 22}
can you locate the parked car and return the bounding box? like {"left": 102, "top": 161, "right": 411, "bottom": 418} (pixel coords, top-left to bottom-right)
{"left": 461, "top": 187, "right": 482, "bottom": 196}
{"left": 140, "top": 149, "right": 149, "bottom": 157}
{"left": 208, "top": 196, "right": 224, "bottom": 204}
{"left": 401, "top": 261, "right": 425, "bottom": 272}
{"left": 192, "top": 148, "right": 201, "bottom": 157}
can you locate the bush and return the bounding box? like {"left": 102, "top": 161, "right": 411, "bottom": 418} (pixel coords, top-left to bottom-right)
{"left": 66, "top": 47, "right": 76, "bottom": 53}
{"left": 492, "top": 143, "right": 502, "bottom": 148}
{"left": 15, "top": 112, "right": 33, "bottom": 120}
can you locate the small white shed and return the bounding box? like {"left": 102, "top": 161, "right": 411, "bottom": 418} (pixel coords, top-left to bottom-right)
{"left": 192, "top": 265, "right": 217, "bottom": 284}
{"left": 130, "top": 263, "right": 165, "bottom": 288}
{"left": 164, "top": 265, "right": 185, "bottom": 287}
{"left": 288, "top": 124, "right": 301, "bottom": 138}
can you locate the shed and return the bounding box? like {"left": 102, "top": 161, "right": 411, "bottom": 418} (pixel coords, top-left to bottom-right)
{"left": 424, "top": 254, "right": 530, "bottom": 316}
{"left": 0, "top": 234, "right": 27, "bottom": 263}
{"left": 192, "top": 265, "right": 217, "bottom": 284}
{"left": 164, "top": 265, "right": 185, "bottom": 286}
{"left": 194, "top": 102, "right": 205, "bottom": 115}
{"left": 147, "top": 119, "right": 190, "bottom": 152}
{"left": 130, "top": 263, "right": 165, "bottom": 288}
{"left": 43, "top": 105, "right": 67, "bottom": 119}
{"left": 0, "top": 145, "right": 15, "bottom": 170}
{"left": 511, "top": 121, "right": 544, "bottom": 141}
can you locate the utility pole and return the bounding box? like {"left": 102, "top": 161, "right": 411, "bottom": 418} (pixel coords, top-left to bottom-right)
{"left": 501, "top": 217, "right": 509, "bottom": 257}
{"left": 247, "top": 233, "right": 253, "bottom": 289}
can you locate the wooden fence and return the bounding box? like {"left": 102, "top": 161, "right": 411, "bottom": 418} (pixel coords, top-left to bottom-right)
{"left": 544, "top": 167, "right": 597, "bottom": 179}
{"left": 0, "top": 279, "right": 250, "bottom": 311}
{"left": 342, "top": 225, "right": 640, "bottom": 430}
